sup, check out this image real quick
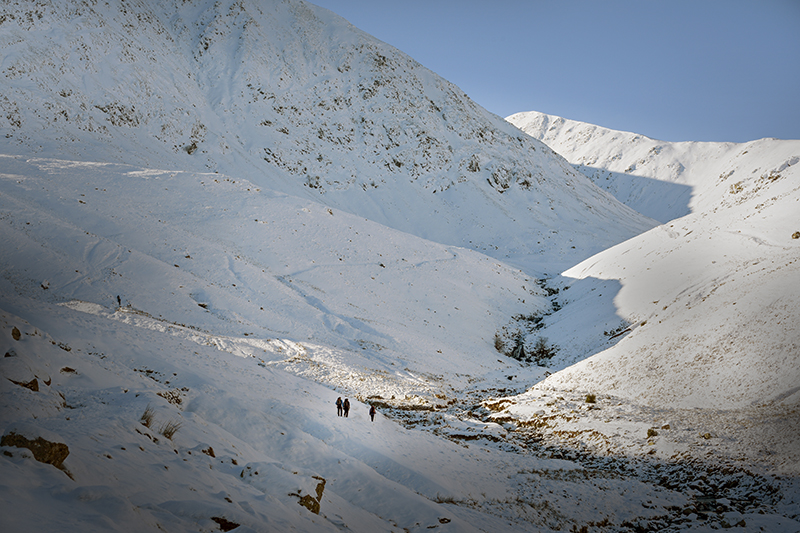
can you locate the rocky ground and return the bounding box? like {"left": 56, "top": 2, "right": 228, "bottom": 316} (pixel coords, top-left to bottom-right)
{"left": 366, "top": 381, "right": 800, "bottom": 532}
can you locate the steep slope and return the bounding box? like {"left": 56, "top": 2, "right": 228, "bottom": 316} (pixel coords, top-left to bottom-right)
{"left": 0, "top": 155, "right": 548, "bottom": 395}
{"left": 507, "top": 110, "right": 800, "bottom": 224}
{"left": 0, "top": 0, "right": 655, "bottom": 274}
{"left": 497, "top": 112, "right": 800, "bottom": 410}
{"left": 475, "top": 113, "right": 800, "bottom": 478}
{"left": 544, "top": 187, "right": 800, "bottom": 410}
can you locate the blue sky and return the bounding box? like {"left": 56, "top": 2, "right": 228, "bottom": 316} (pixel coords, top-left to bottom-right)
{"left": 310, "top": 0, "right": 800, "bottom": 142}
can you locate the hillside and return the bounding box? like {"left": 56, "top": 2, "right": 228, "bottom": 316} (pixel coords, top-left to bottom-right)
{"left": 0, "top": 154, "right": 547, "bottom": 393}
{"left": 2, "top": 1, "right": 800, "bottom": 531}
{"left": 489, "top": 111, "right": 800, "bottom": 477}
{"left": 0, "top": 156, "right": 575, "bottom": 532}
{"left": 3, "top": 153, "right": 797, "bottom": 531}
{"left": 504, "top": 110, "right": 800, "bottom": 407}
{"left": 0, "top": 0, "right": 655, "bottom": 274}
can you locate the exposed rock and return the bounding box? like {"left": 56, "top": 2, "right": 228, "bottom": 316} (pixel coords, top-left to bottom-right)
{"left": 11, "top": 327, "right": 21, "bottom": 341}
{"left": 296, "top": 476, "right": 326, "bottom": 515}
{"left": 312, "top": 475, "right": 326, "bottom": 501}
{"left": 297, "top": 494, "right": 320, "bottom": 515}
{"left": 1, "top": 432, "right": 69, "bottom": 469}
{"left": 8, "top": 377, "right": 39, "bottom": 392}
{"left": 210, "top": 516, "right": 239, "bottom": 532}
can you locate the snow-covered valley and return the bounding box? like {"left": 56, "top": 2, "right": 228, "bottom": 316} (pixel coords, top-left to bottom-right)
{"left": 1, "top": 1, "right": 799, "bottom": 532}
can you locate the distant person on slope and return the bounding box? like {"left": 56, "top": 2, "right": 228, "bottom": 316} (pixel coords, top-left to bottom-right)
{"left": 343, "top": 398, "right": 350, "bottom": 417}
{"left": 336, "top": 397, "right": 343, "bottom": 417}
{"left": 369, "top": 404, "right": 376, "bottom": 422}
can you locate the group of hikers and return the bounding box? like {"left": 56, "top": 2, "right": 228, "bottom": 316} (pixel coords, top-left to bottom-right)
{"left": 336, "top": 397, "right": 377, "bottom": 422}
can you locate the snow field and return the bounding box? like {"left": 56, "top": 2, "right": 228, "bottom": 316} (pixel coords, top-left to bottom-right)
{"left": 0, "top": 0, "right": 798, "bottom": 530}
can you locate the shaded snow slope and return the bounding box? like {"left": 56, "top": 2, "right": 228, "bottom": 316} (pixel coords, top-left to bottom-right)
{"left": 0, "top": 155, "right": 544, "bottom": 391}
{"left": 545, "top": 202, "right": 800, "bottom": 410}
{"left": 0, "top": 0, "right": 655, "bottom": 274}
{"left": 0, "top": 298, "right": 592, "bottom": 533}
{"left": 508, "top": 110, "right": 800, "bottom": 224}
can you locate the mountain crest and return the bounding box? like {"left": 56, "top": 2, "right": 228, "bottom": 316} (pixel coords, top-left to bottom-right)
{"left": 0, "top": 0, "right": 654, "bottom": 273}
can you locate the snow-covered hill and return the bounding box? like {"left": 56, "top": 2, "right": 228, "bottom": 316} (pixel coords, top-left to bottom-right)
{"left": 508, "top": 110, "right": 800, "bottom": 224}
{"left": 2, "top": 155, "right": 797, "bottom": 531}
{"left": 0, "top": 0, "right": 655, "bottom": 274}
{"left": 490, "top": 112, "right": 800, "bottom": 478}
{"left": 1, "top": 154, "right": 758, "bottom": 532}
{"left": 504, "top": 109, "right": 800, "bottom": 408}
{"left": 0, "top": 154, "right": 546, "bottom": 393}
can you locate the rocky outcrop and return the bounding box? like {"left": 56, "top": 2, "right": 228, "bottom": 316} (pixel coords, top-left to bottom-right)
{"left": 8, "top": 377, "right": 39, "bottom": 392}
{"left": 296, "top": 476, "right": 326, "bottom": 515}
{"left": 1, "top": 432, "right": 69, "bottom": 469}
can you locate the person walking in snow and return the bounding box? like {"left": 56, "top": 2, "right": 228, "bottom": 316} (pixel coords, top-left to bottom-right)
{"left": 369, "top": 404, "right": 376, "bottom": 422}
{"left": 343, "top": 398, "right": 350, "bottom": 418}
{"left": 336, "top": 397, "right": 343, "bottom": 417}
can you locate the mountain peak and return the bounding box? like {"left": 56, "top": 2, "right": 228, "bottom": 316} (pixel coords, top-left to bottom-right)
{"left": 1, "top": 0, "right": 655, "bottom": 274}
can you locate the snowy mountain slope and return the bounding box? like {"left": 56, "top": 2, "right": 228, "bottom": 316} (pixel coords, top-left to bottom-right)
{"left": 485, "top": 206, "right": 800, "bottom": 484}
{"left": 540, "top": 189, "right": 800, "bottom": 410}
{"left": 0, "top": 156, "right": 724, "bottom": 531}
{"left": 0, "top": 298, "right": 569, "bottom": 533}
{"left": 3, "top": 254, "right": 798, "bottom": 531}
{"left": 507, "top": 110, "right": 800, "bottom": 224}
{"left": 0, "top": 154, "right": 549, "bottom": 395}
{"left": 17, "top": 281, "right": 778, "bottom": 532}
{"left": 0, "top": 0, "right": 656, "bottom": 274}
{"left": 492, "top": 113, "right": 800, "bottom": 423}
{"left": 2, "top": 0, "right": 799, "bottom": 529}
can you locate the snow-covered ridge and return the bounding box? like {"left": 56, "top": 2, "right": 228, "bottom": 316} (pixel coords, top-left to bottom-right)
{"left": 508, "top": 110, "right": 800, "bottom": 224}
{"left": 0, "top": 0, "right": 656, "bottom": 274}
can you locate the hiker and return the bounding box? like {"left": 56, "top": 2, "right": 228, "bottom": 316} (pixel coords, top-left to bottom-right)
{"left": 335, "top": 397, "right": 343, "bottom": 417}
{"left": 369, "top": 404, "right": 376, "bottom": 422}
{"left": 343, "top": 398, "right": 350, "bottom": 418}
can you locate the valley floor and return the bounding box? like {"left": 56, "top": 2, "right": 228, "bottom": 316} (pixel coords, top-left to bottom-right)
{"left": 349, "top": 382, "right": 800, "bottom": 532}
{"left": 5, "top": 294, "right": 797, "bottom": 532}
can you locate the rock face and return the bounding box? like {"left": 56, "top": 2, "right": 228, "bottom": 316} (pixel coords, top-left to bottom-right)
{"left": 210, "top": 516, "right": 240, "bottom": 532}
{"left": 1, "top": 432, "right": 70, "bottom": 469}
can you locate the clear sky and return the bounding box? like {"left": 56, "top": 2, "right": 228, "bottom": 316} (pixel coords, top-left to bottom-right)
{"left": 309, "top": 0, "right": 800, "bottom": 143}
